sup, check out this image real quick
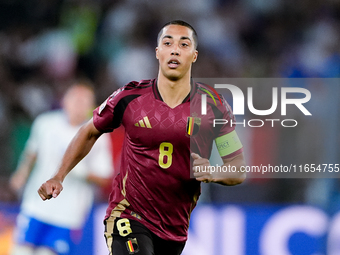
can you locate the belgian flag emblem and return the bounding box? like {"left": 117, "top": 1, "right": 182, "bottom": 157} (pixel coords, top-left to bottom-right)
{"left": 125, "top": 238, "right": 139, "bottom": 254}
{"left": 186, "top": 117, "right": 201, "bottom": 136}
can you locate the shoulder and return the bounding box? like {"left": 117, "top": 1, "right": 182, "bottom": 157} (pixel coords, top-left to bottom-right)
{"left": 123, "top": 79, "right": 154, "bottom": 91}
{"left": 96, "top": 79, "right": 155, "bottom": 117}
{"left": 195, "top": 82, "right": 224, "bottom": 106}
{"left": 114, "top": 79, "right": 154, "bottom": 96}
{"left": 195, "top": 82, "right": 234, "bottom": 119}
{"left": 105, "top": 79, "right": 154, "bottom": 104}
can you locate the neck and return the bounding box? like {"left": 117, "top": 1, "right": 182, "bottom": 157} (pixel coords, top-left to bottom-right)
{"left": 157, "top": 72, "right": 191, "bottom": 108}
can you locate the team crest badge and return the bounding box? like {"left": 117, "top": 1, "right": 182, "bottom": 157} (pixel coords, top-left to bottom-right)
{"left": 186, "top": 117, "right": 201, "bottom": 136}
{"left": 126, "top": 238, "right": 139, "bottom": 254}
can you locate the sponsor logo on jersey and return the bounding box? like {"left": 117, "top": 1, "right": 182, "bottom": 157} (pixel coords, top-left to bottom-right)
{"left": 134, "top": 116, "right": 152, "bottom": 128}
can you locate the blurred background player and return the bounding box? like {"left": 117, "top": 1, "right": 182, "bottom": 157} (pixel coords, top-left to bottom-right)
{"left": 9, "top": 81, "right": 114, "bottom": 255}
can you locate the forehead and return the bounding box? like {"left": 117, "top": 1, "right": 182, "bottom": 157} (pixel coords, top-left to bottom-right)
{"left": 160, "top": 24, "right": 194, "bottom": 40}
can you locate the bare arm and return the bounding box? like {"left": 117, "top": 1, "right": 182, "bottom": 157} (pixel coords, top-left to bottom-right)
{"left": 38, "top": 119, "right": 102, "bottom": 200}
{"left": 192, "top": 152, "right": 246, "bottom": 186}
{"left": 10, "top": 152, "right": 37, "bottom": 192}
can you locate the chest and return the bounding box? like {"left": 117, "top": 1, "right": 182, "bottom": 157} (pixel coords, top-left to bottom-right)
{"left": 122, "top": 94, "right": 215, "bottom": 149}
{"left": 123, "top": 95, "right": 190, "bottom": 147}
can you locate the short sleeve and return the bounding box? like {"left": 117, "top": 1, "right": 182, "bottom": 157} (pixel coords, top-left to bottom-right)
{"left": 93, "top": 87, "right": 125, "bottom": 133}
{"left": 212, "top": 95, "right": 235, "bottom": 137}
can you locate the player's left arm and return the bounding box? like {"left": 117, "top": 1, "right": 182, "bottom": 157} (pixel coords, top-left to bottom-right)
{"left": 192, "top": 93, "right": 246, "bottom": 185}
{"left": 192, "top": 152, "right": 246, "bottom": 186}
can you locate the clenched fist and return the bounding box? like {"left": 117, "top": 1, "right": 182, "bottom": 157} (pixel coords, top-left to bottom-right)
{"left": 38, "top": 178, "right": 63, "bottom": 200}
{"left": 191, "top": 153, "right": 212, "bottom": 183}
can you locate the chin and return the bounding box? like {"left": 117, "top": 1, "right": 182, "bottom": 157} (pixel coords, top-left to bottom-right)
{"left": 167, "top": 75, "right": 181, "bottom": 81}
{"left": 164, "top": 71, "right": 182, "bottom": 81}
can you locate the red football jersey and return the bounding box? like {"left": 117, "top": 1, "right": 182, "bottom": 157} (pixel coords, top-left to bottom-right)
{"left": 93, "top": 79, "right": 242, "bottom": 242}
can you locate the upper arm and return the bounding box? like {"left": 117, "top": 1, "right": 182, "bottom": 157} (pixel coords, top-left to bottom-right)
{"left": 72, "top": 118, "right": 103, "bottom": 148}
{"left": 92, "top": 87, "right": 127, "bottom": 133}
{"left": 213, "top": 94, "right": 244, "bottom": 159}
{"left": 215, "top": 130, "right": 243, "bottom": 159}
{"left": 86, "top": 118, "right": 103, "bottom": 139}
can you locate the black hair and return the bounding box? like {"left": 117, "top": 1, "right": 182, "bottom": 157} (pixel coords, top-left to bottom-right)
{"left": 157, "top": 20, "right": 198, "bottom": 49}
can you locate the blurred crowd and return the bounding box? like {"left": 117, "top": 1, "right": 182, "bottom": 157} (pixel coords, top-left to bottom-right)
{"left": 0, "top": 0, "right": 339, "bottom": 207}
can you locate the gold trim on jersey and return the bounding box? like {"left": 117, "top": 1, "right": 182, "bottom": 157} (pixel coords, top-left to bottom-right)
{"left": 109, "top": 171, "right": 131, "bottom": 219}
{"left": 121, "top": 171, "right": 128, "bottom": 197}
{"left": 104, "top": 216, "right": 115, "bottom": 255}
{"left": 105, "top": 171, "right": 131, "bottom": 254}
{"left": 110, "top": 199, "right": 130, "bottom": 218}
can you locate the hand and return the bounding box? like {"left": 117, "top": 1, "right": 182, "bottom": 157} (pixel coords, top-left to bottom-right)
{"left": 38, "top": 178, "right": 63, "bottom": 200}
{"left": 191, "top": 153, "right": 212, "bottom": 183}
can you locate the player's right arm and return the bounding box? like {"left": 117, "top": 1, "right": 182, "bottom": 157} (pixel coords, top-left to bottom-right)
{"left": 38, "top": 119, "right": 102, "bottom": 200}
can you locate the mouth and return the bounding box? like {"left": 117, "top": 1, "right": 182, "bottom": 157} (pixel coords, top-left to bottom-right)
{"left": 168, "top": 59, "right": 180, "bottom": 69}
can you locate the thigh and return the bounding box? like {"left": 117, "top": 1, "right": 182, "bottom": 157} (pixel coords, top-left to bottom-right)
{"left": 153, "top": 235, "right": 185, "bottom": 255}
{"left": 104, "top": 217, "right": 154, "bottom": 255}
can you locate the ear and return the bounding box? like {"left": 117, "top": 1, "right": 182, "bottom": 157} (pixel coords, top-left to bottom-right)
{"left": 155, "top": 47, "right": 159, "bottom": 60}
{"left": 192, "top": 50, "right": 198, "bottom": 63}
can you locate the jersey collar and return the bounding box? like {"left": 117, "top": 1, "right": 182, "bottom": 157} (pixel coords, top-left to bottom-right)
{"left": 152, "top": 78, "right": 198, "bottom": 103}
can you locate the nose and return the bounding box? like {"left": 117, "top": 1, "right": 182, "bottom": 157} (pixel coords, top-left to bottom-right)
{"left": 171, "top": 51, "right": 179, "bottom": 56}
{"left": 171, "top": 45, "right": 180, "bottom": 56}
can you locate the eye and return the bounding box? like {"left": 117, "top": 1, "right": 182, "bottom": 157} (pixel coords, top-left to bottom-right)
{"left": 181, "top": 43, "right": 189, "bottom": 47}
{"left": 164, "top": 41, "right": 171, "bottom": 46}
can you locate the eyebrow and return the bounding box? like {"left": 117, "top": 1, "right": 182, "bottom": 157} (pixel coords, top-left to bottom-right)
{"left": 162, "top": 35, "right": 192, "bottom": 42}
